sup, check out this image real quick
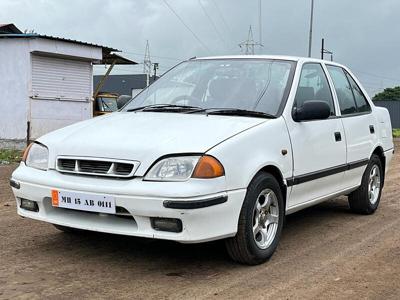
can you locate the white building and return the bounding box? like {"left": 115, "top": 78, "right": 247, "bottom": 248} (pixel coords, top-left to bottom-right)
{"left": 0, "top": 24, "right": 117, "bottom": 149}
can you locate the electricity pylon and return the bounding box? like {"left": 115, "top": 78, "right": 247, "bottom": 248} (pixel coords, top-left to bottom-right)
{"left": 143, "top": 40, "right": 152, "bottom": 86}
{"left": 239, "top": 26, "right": 263, "bottom": 55}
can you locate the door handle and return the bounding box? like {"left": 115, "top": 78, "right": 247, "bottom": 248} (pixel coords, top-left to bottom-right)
{"left": 369, "top": 125, "right": 375, "bottom": 134}
{"left": 334, "top": 132, "right": 342, "bottom": 142}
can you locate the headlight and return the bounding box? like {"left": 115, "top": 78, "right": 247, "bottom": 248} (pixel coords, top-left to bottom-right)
{"left": 144, "top": 155, "right": 224, "bottom": 181}
{"left": 23, "top": 143, "right": 49, "bottom": 171}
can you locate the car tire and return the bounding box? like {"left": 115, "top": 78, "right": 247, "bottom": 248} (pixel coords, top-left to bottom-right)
{"left": 225, "top": 172, "right": 284, "bottom": 265}
{"left": 53, "top": 224, "right": 82, "bottom": 234}
{"left": 348, "top": 154, "right": 383, "bottom": 215}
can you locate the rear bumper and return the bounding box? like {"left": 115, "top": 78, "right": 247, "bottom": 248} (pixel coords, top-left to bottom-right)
{"left": 11, "top": 165, "right": 246, "bottom": 243}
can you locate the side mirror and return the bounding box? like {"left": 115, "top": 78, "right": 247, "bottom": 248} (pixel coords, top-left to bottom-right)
{"left": 293, "top": 100, "right": 331, "bottom": 122}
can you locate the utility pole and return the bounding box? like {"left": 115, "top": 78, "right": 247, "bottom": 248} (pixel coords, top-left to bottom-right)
{"left": 321, "top": 38, "right": 324, "bottom": 59}
{"left": 321, "top": 38, "right": 333, "bottom": 61}
{"left": 308, "top": 0, "right": 314, "bottom": 57}
{"left": 143, "top": 40, "right": 152, "bottom": 87}
{"left": 239, "top": 26, "right": 262, "bottom": 55}
{"left": 153, "top": 63, "right": 159, "bottom": 81}
{"left": 258, "top": 0, "right": 263, "bottom": 53}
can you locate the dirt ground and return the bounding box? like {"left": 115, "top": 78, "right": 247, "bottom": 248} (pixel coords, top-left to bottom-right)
{"left": 0, "top": 143, "right": 399, "bottom": 300}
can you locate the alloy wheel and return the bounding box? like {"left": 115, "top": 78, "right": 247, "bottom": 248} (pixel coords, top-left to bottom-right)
{"left": 252, "top": 189, "right": 279, "bottom": 249}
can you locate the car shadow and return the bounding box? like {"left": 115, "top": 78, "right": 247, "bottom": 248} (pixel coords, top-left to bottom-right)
{"left": 284, "top": 196, "right": 352, "bottom": 225}
{"left": 41, "top": 196, "right": 353, "bottom": 271}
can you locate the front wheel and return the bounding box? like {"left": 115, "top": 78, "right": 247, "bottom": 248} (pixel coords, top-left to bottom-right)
{"left": 225, "top": 172, "right": 284, "bottom": 265}
{"left": 348, "top": 154, "right": 383, "bottom": 214}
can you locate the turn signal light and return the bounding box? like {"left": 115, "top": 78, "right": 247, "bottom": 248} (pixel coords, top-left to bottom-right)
{"left": 192, "top": 155, "right": 224, "bottom": 179}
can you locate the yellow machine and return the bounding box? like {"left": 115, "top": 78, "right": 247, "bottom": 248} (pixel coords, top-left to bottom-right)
{"left": 92, "top": 53, "right": 138, "bottom": 117}
{"left": 93, "top": 92, "right": 119, "bottom": 116}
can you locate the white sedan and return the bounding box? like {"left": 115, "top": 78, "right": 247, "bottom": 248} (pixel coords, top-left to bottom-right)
{"left": 10, "top": 55, "right": 394, "bottom": 265}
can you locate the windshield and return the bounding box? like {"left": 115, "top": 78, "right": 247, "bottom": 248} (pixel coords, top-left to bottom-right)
{"left": 123, "top": 59, "right": 295, "bottom": 116}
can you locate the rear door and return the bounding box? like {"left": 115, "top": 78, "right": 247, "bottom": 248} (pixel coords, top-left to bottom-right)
{"left": 286, "top": 63, "right": 347, "bottom": 209}
{"left": 326, "top": 65, "right": 378, "bottom": 188}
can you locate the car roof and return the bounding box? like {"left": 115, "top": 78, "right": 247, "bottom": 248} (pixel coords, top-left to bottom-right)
{"left": 194, "top": 55, "right": 345, "bottom": 68}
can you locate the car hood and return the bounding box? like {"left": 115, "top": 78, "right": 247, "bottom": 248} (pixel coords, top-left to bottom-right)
{"left": 39, "top": 112, "right": 267, "bottom": 176}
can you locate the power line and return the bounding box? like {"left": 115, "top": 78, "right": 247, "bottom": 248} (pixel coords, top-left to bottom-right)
{"left": 115, "top": 51, "right": 399, "bottom": 85}
{"left": 94, "top": 66, "right": 172, "bottom": 76}
{"left": 94, "top": 65, "right": 142, "bottom": 69}
{"left": 352, "top": 68, "right": 399, "bottom": 82}
{"left": 198, "top": 0, "right": 227, "bottom": 49}
{"left": 122, "top": 50, "right": 182, "bottom": 61}
{"left": 162, "top": 0, "right": 211, "bottom": 53}
{"left": 157, "top": 64, "right": 174, "bottom": 70}
{"left": 363, "top": 86, "right": 385, "bottom": 95}
{"left": 210, "top": 0, "right": 232, "bottom": 38}
{"left": 93, "top": 62, "right": 176, "bottom": 75}
{"left": 363, "top": 85, "right": 384, "bottom": 89}
{"left": 360, "top": 81, "right": 386, "bottom": 87}
{"left": 93, "top": 66, "right": 142, "bottom": 73}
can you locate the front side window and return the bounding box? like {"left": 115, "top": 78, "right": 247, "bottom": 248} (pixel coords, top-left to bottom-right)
{"left": 326, "top": 66, "right": 357, "bottom": 115}
{"left": 293, "top": 63, "right": 335, "bottom": 115}
{"left": 123, "top": 59, "right": 295, "bottom": 116}
{"left": 345, "top": 72, "right": 371, "bottom": 113}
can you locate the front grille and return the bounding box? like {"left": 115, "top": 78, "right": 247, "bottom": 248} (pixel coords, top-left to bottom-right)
{"left": 79, "top": 160, "right": 112, "bottom": 174}
{"left": 59, "top": 159, "right": 75, "bottom": 171}
{"left": 57, "top": 157, "right": 138, "bottom": 178}
{"left": 115, "top": 163, "right": 134, "bottom": 175}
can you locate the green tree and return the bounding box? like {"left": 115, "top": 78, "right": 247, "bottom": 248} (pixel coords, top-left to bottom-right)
{"left": 373, "top": 86, "right": 400, "bottom": 101}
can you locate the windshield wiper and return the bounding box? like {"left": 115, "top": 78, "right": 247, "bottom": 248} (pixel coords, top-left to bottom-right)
{"left": 126, "top": 104, "right": 203, "bottom": 112}
{"left": 204, "top": 108, "right": 276, "bottom": 119}
{"left": 127, "top": 105, "right": 276, "bottom": 118}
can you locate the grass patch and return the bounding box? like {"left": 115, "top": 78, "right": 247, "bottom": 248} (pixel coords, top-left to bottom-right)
{"left": 393, "top": 129, "right": 400, "bottom": 138}
{"left": 0, "top": 149, "right": 23, "bottom": 164}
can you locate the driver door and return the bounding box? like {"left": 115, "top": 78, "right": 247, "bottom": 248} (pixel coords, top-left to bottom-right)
{"left": 286, "top": 63, "right": 347, "bottom": 209}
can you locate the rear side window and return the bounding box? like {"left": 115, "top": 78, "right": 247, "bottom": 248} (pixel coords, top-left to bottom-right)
{"left": 294, "top": 63, "right": 335, "bottom": 115}
{"left": 345, "top": 72, "right": 371, "bottom": 113}
{"left": 326, "top": 66, "right": 356, "bottom": 115}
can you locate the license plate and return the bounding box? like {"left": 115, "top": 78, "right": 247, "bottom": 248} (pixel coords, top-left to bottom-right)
{"left": 51, "top": 190, "right": 116, "bottom": 214}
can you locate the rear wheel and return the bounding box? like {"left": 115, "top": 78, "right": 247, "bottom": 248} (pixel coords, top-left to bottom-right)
{"left": 348, "top": 154, "right": 383, "bottom": 214}
{"left": 225, "top": 172, "right": 284, "bottom": 265}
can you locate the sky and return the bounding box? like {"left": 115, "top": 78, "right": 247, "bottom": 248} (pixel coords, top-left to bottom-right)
{"left": 1, "top": 0, "right": 399, "bottom": 96}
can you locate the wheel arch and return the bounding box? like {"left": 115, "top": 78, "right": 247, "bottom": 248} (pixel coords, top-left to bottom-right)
{"left": 253, "top": 165, "right": 287, "bottom": 210}
{"left": 371, "top": 146, "right": 386, "bottom": 186}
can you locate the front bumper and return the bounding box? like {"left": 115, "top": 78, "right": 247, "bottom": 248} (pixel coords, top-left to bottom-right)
{"left": 11, "top": 164, "right": 246, "bottom": 243}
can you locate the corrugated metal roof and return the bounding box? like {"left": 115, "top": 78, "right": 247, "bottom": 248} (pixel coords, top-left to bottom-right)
{"left": 0, "top": 33, "right": 119, "bottom": 52}
{"left": 0, "top": 23, "right": 22, "bottom": 34}
{"left": 95, "top": 53, "right": 138, "bottom": 65}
